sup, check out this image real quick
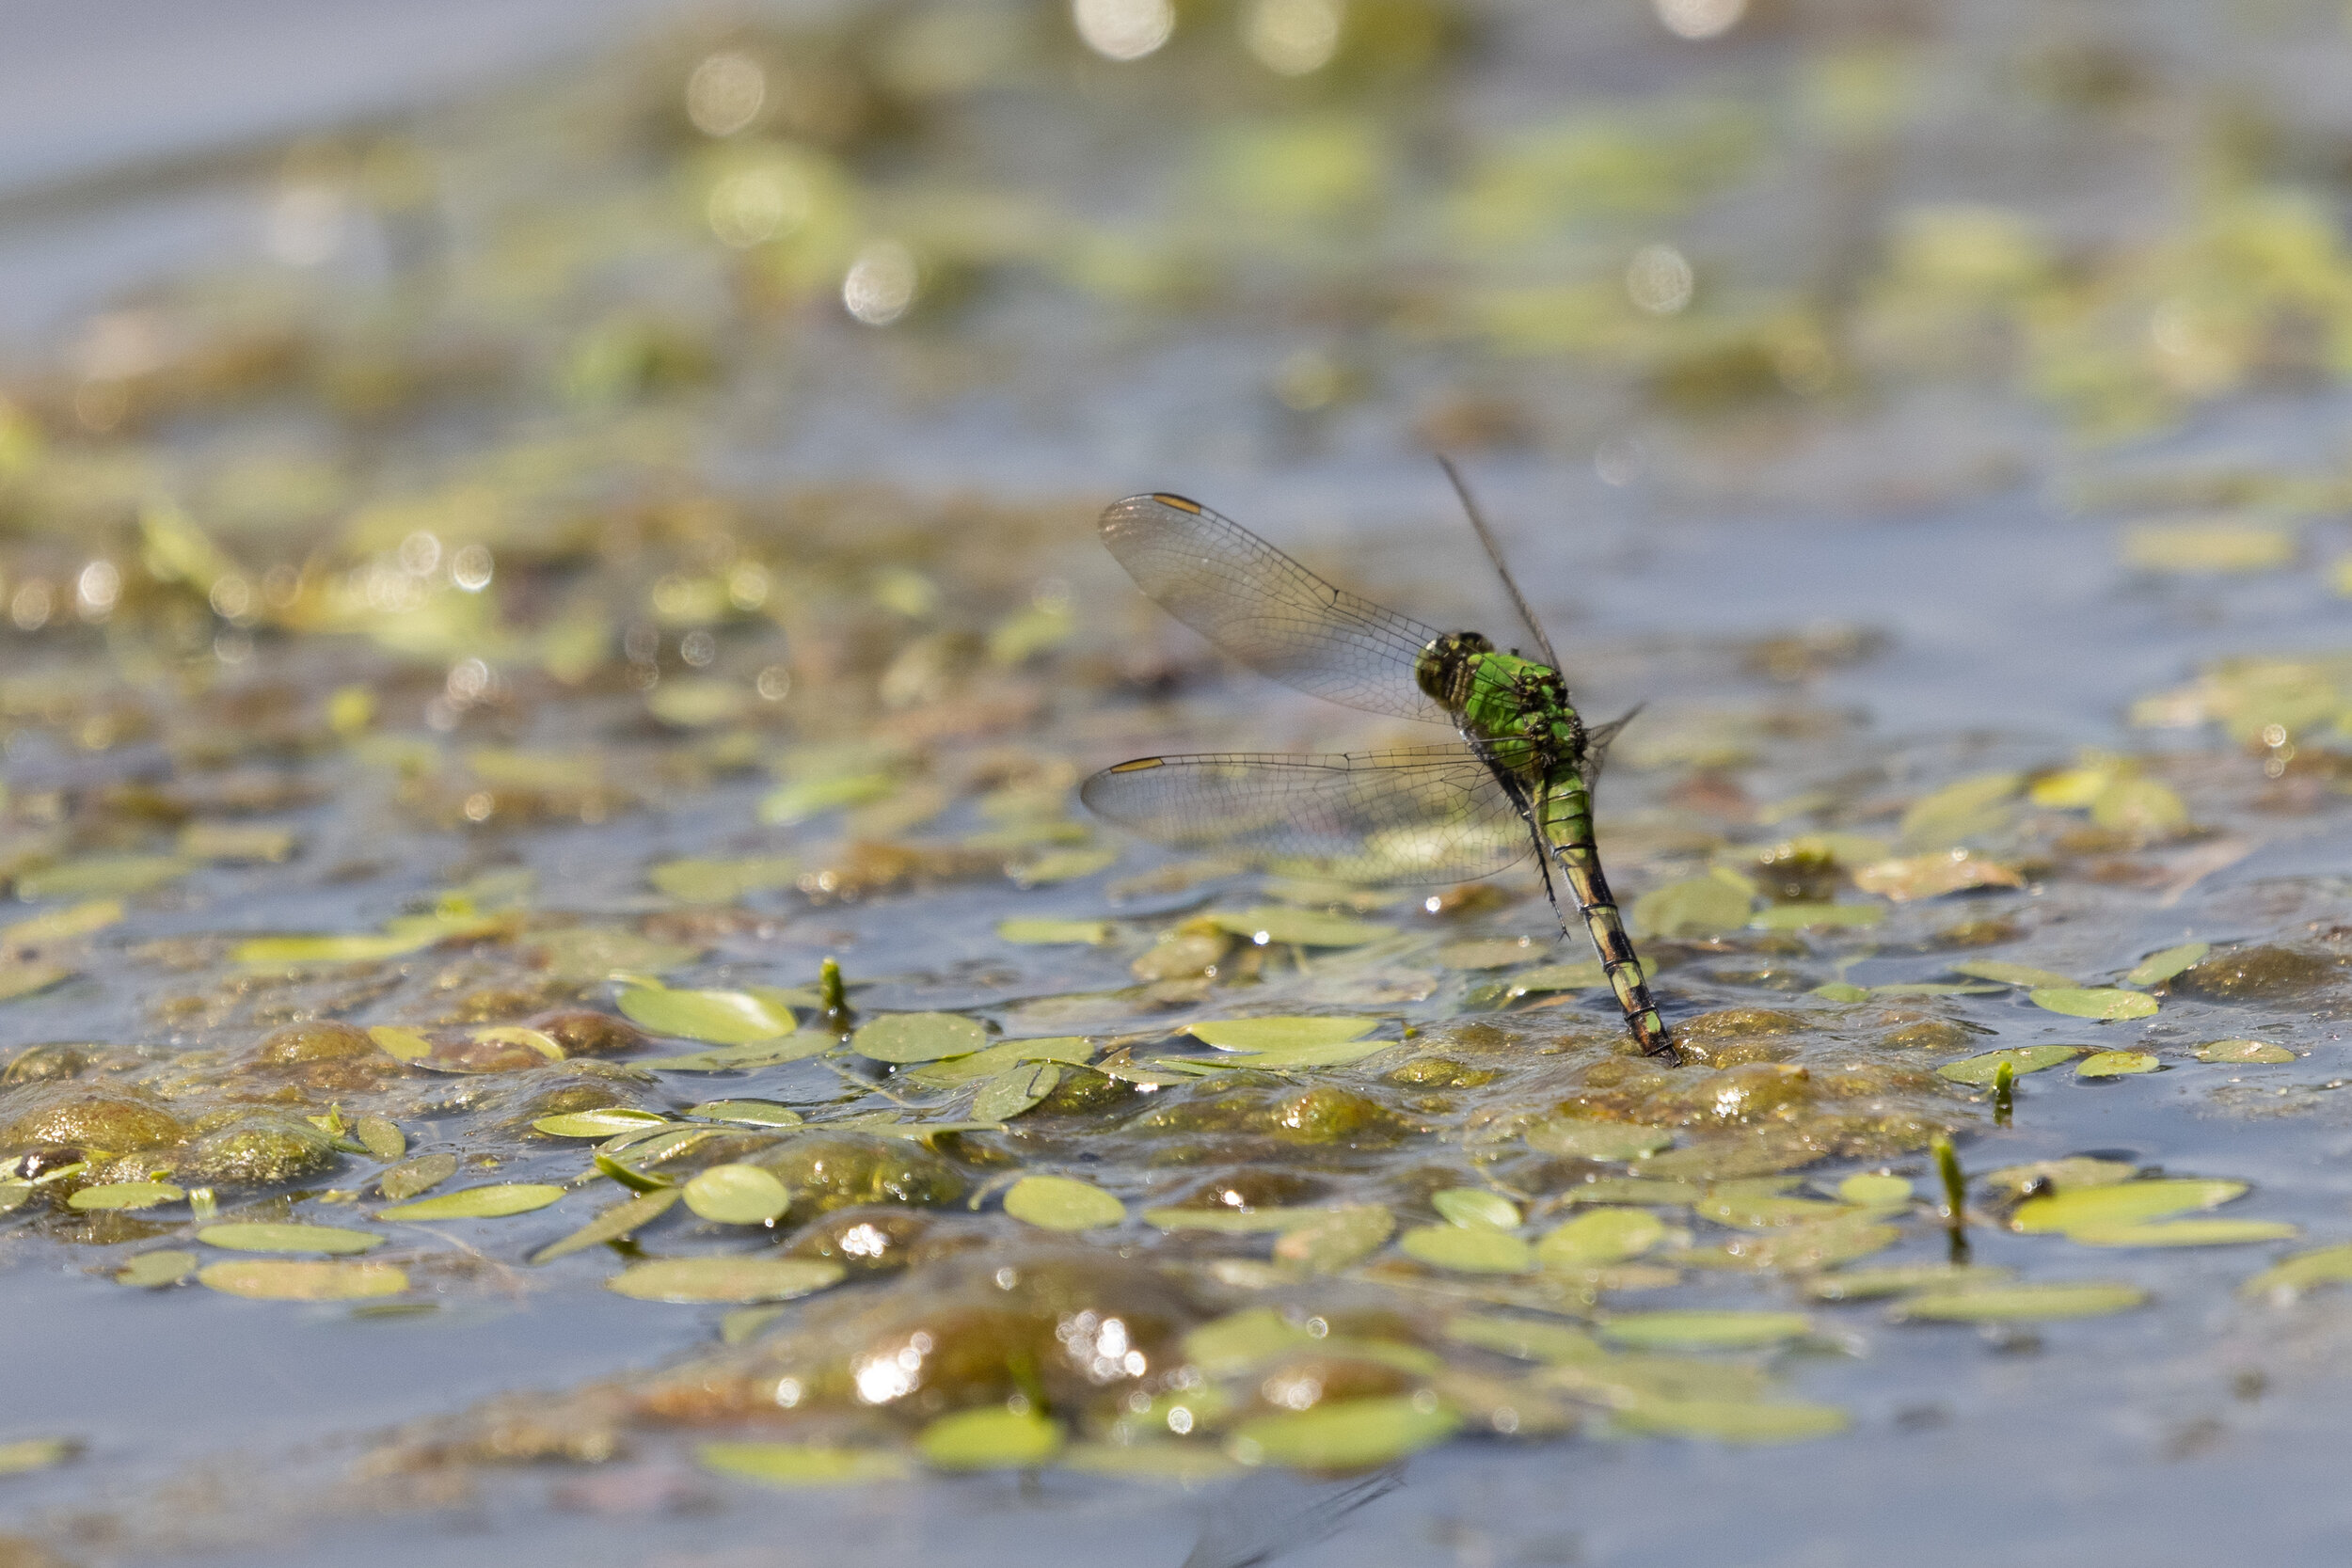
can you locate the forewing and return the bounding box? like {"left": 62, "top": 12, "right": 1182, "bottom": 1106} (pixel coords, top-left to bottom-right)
{"left": 1101, "top": 494, "right": 1454, "bottom": 725}
{"left": 1080, "top": 747, "right": 1533, "bottom": 887}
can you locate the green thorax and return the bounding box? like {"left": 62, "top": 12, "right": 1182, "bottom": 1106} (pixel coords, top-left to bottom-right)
{"left": 1415, "top": 632, "right": 1584, "bottom": 778}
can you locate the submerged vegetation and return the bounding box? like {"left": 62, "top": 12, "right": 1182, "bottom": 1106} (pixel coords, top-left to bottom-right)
{"left": 8, "top": 0, "right": 2352, "bottom": 1559}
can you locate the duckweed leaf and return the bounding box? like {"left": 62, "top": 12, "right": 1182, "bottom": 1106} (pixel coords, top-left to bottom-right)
{"left": 2197, "top": 1038, "right": 2294, "bottom": 1064}
{"left": 1004, "top": 1174, "right": 1126, "bottom": 1230}
{"left": 199, "top": 1223, "right": 384, "bottom": 1255}
{"left": 652, "top": 1032, "right": 839, "bottom": 1071}
{"left": 916, "top": 1407, "right": 1063, "bottom": 1470}
{"left": 2077, "top": 1050, "right": 2162, "bottom": 1078}
{"left": 1537, "top": 1208, "right": 1664, "bottom": 1269}
{"left": 1432, "top": 1188, "right": 1520, "bottom": 1230}
{"left": 1227, "top": 1396, "right": 1460, "bottom": 1469}
{"left": 355, "top": 1116, "right": 405, "bottom": 1161}
{"left": 1271, "top": 1205, "right": 1395, "bottom": 1273}
{"left": 379, "top": 1183, "right": 566, "bottom": 1220}
{"left": 697, "top": 1442, "right": 909, "bottom": 1487}
{"left": 1599, "top": 1311, "right": 1810, "bottom": 1351}
{"left": 2010, "top": 1179, "right": 2246, "bottom": 1234}
{"left": 2127, "top": 942, "right": 2210, "bottom": 987}
{"left": 1893, "top": 1282, "right": 2146, "bottom": 1322}
{"left": 606, "top": 1256, "right": 843, "bottom": 1303}
{"left": 1937, "top": 1046, "right": 2085, "bottom": 1085}
{"left": 1399, "top": 1224, "right": 1533, "bottom": 1274}
{"left": 2064, "top": 1219, "right": 2297, "bottom": 1247}
{"left": 1612, "top": 1399, "right": 1847, "bottom": 1444}
{"left": 1526, "top": 1120, "right": 1676, "bottom": 1161}
{"left": 1207, "top": 908, "right": 1393, "bottom": 947}
{"left": 686, "top": 1100, "right": 804, "bottom": 1126}
{"left": 997, "top": 918, "right": 1112, "bottom": 945}
{"left": 114, "top": 1250, "right": 199, "bottom": 1288}
{"left": 851, "top": 1012, "right": 988, "bottom": 1064}
{"left": 378, "top": 1153, "right": 458, "bottom": 1201}
{"left": 2031, "top": 987, "right": 2158, "bottom": 1021}
{"left": 618, "top": 983, "right": 795, "bottom": 1045}
{"left": 533, "top": 1108, "right": 672, "bottom": 1137}
{"left": 68, "top": 1180, "right": 184, "bottom": 1211}
{"left": 1950, "top": 959, "right": 2077, "bottom": 988}
{"left": 682, "top": 1164, "right": 790, "bottom": 1224}
{"left": 1185, "top": 1016, "right": 1375, "bottom": 1052}
{"left": 972, "top": 1062, "right": 1061, "bottom": 1121}
{"left": 1836, "top": 1174, "right": 1912, "bottom": 1206}
{"left": 2241, "top": 1244, "right": 2352, "bottom": 1300}
{"left": 199, "top": 1259, "right": 408, "bottom": 1301}
{"left": 529, "top": 1188, "right": 682, "bottom": 1264}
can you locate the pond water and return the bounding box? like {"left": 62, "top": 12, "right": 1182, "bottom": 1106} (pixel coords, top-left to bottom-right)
{"left": 8, "top": 2, "right": 2352, "bottom": 1564}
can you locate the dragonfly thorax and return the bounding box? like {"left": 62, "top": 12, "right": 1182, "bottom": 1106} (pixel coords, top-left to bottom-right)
{"left": 1422, "top": 639, "right": 1585, "bottom": 772}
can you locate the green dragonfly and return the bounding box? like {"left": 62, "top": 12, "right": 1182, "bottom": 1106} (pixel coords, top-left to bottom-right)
{"left": 1080, "top": 466, "right": 1677, "bottom": 1062}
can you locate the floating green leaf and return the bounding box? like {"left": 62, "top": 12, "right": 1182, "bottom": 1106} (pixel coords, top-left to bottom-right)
{"left": 1438, "top": 938, "right": 1542, "bottom": 969}
{"left": 2031, "top": 987, "right": 2157, "bottom": 1021}
{"left": 1186, "top": 1016, "right": 1375, "bottom": 1052}
{"left": 2010, "top": 1179, "right": 2246, "bottom": 1234}
{"left": 532, "top": 1108, "right": 672, "bottom": 1137}
{"left": 1207, "top": 908, "right": 1393, "bottom": 947}
{"left": 652, "top": 1031, "right": 839, "bottom": 1071}
{"left": 607, "top": 1256, "right": 844, "bottom": 1304}
{"left": 1632, "top": 876, "right": 1752, "bottom": 938}
{"left": 996, "top": 917, "right": 1112, "bottom": 945}
{"left": 1599, "top": 1311, "right": 1810, "bottom": 1351}
{"left": 686, "top": 1100, "right": 805, "bottom": 1127}
{"left": 1271, "top": 1206, "right": 1395, "bottom": 1273}
{"left": 1526, "top": 1120, "right": 1676, "bottom": 1161}
{"left": 698, "top": 1442, "right": 909, "bottom": 1487}
{"left": 529, "top": 1188, "right": 682, "bottom": 1264}
{"left": 1431, "top": 1187, "right": 1520, "bottom": 1230}
{"left": 2076, "top": 1050, "right": 2162, "bottom": 1078}
{"left": 1802, "top": 1263, "right": 2015, "bottom": 1302}
{"left": 235, "top": 932, "right": 431, "bottom": 966}
{"left": 1184, "top": 1308, "right": 1316, "bottom": 1374}
{"left": 682, "top": 1164, "right": 790, "bottom": 1224}
{"left": 2126, "top": 942, "right": 2210, "bottom": 987}
{"left": 851, "top": 1012, "right": 988, "bottom": 1064}
{"left": 378, "top": 1152, "right": 458, "bottom": 1201}
{"left": 199, "top": 1259, "right": 408, "bottom": 1301}
{"left": 1612, "top": 1398, "right": 1847, "bottom": 1444}
{"left": 0, "top": 1438, "right": 79, "bottom": 1476}
{"left": 0, "top": 961, "right": 70, "bottom": 1002}
{"left": 114, "top": 1250, "right": 199, "bottom": 1288}
{"left": 916, "top": 1407, "right": 1063, "bottom": 1470}
{"left": 2197, "top": 1038, "right": 2294, "bottom": 1064}
{"left": 972, "top": 1062, "right": 1062, "bottom": 1120}
{"left": 378, "top": 1183, "right": 566, "bottom": 1221}
{"left": 1937, "top": 1046, "right": 2085, "bottom": 1085}
{"left": 1445, "top": 1314, "right": 1604, "bottom": 1365}
{"left": 1899, "top": 771, "right": 2019, "bottom": 848}
{"left": 14, "top": 854, "right": 190, "bottom": 902}
{"left": 618, "top": 983, "right": 795, "bottom": 1045}
{"left": 649, "top": 857, "right": 799, "bottom": 903}
{"left": 1227, "top": 1396, "right": 1460, "bottom": 1469}
{"left": 355, "top": 1116, "right": 405, "bottom": 1161}
{"left": 1399, "top": 1223, "right": 1533, "bottom": 1274}
{"left": 1537, "top": 1208, "right": 1664, "bottom": 1269}
{"left": 1004, "top": 1174, "right": 1126, "bottom": 1230}
{"left": 199, "top": 1223, "right": 384, "bottom": 1255}
{"left": 1810, "top": 981, "right": 1869, "bottom": 1003}
{"left": 1836, "top": 1174, "right": 1912, "bottom": 1206}
{"left": 2064, "top": 1219, "right": 2297, "bottom": 1247}
{"left": 1750, "top": 903, "right": 1883, "bottom": 930}
{"left": 2242, "top": 1244, "right": 2352, "bottom": 1300}
{"left": 1894, "top": 1282, "right": 2147, "bottom": 1321}
{"left": 903, "top": 1037, "right": 1095, "bottom": 1089}
{"left": 1950, "top": 958, "right": 2077, "bottom": 988}
{"left": 1, "top": 898, "right": 121, "bottom": 945}
{"left": 68, "top": 1180, "right": 184, "bottom": 1211}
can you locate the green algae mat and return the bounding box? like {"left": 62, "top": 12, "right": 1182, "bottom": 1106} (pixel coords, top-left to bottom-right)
{"left": 11, "top": 2, "right": 2352, "bottom": 1564}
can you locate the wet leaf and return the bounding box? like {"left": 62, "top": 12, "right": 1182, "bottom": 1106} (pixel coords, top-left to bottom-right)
{"left": 1612, "top": 1398, "right": 1847, "bottom": 1444}
{"left": 916, "top": 1407, "right": 1063, "bottom": 1470}
{"left": 903, "top": 1037, "right": 1095, "bottom": 1089}
{"left": 0, "top": 961, "right": 71, "bottom": 1002}
{"left": 2196, "top": 1038, "right": 2294, "bottom": 1064}
{"left": 1681, "top": 1213, "right": 1899, "bottom": 1274}
{"left": 685, "top": 1100, "right": 804, "bottom": 1127}
{"left": 851, "top": 1011, "right": 988, "bottom": 1064}
{"left": 1810, "top": 981, "right": 1869, "bottom": 1002}
{"left": 1565, "top": 1178, "right": 1703, "bottom": 1207}
{"left": 2241, "top": 1244, "right": 2352, "bottom": 1300}
{"left": 1802, "top": 1263, "right": 2015, "bottom": 1302}
{"left": 1893, "top": 1282, "right": 2146, "bottom": 1321}
{"left": 198, "top": 1223, "right": 384, "bottom": 1255}
{"left": 1399, "top": 1224, "right": 1533, "bottom": 1274}
{"left": 1631, "top": 876, "right": 1752, "bottom": 938}
{"left": 1186, "top": 1016, "right": 1375, "bottom": 1052}
{"left": 198, "top": 1259, "right": 408, "bottom": 1301}
{"left": 2127, "top": 942, "right": 2210, "bottom": 987}
{"left": 378, "top": 1152, "right": 458, "bottom": 1201}
{"left": 2032, "top": 987, "right": 2158, "bottom": 1021}
{"left": 1851, "top": 852, "right": 2023, "bottom": 901}
{"left": 2064, "top": 1219, "right": 2297, "bottom": 1247}
{"left": 1979, "top": 1158, "right": 2137, "bottom": 1201}
{"left": 355, "top": 1116, "right": 405, "bottom": 1161}
{"left": 1272, "top": 1205, "right": 1395, "bottom": 1273}
{"left": 652, "top": 1031, "right": 839, "bottom": 1071}
{"left": 530, "top": 1187, "right": 683, "bottom": 1264}
{"left": 618, "top": 983, "right": 795, "bottom": 1045}
{"left": 1184, "top": 1307, "right": 1317, "bottom": 1373}
{"left": 1949, "top": 958, "right": 2077, "bottom": 988}
{"left": 1899, "top": 772, "right": 2019, "bottom": 848}
{"left": 67, "top": 1180, "right": 185, "bottom": 1211}
{"left": 972, "top": 1062, "right": 1061, "bottom": 1120}
{"left": 1227, "top": 1396, "right": 1460, "bottom": 1469}
{"left": 698, "top": 1441, "right": 909, "bottom": 1486}
{"left": 114, "top": 1250, "right": 199, "bottom": 1288}
{"left": 1937, "top": 1046, "right": 2085, "bottom": 1085}
{"left": 533, "top": 1108, "right": 672, "bottom": 1137}
{"left": 1751, "top": 903, "right": 1883, "bottom": 930}
{"left": 1598, "top": 1311, "right": 1810, "bottom": 1351}
{"left": 378, "top": 1183, "right": 566, "bottom": 1221}
{"left": 682, "top": 1164, "right": 790, "bottom": 1224}
{"left": 237, "top": 932, "right": 432, "bottom": 965}
{"left": 1526, "top": 1120, "right": 1677, "bottom": 1161}
{"left": 1432, "top": 1188, "right": 1521, "bottom": 1230}
{"left": 1207, "top": 908, "right": 1394, "bottom": 947}
{"left": 2076, "top": 1050, "right": 2162, "bottom": 1078}
{"left": 996, "top": 917, "right": 1112, "bottom": 944}
{"left": 2010, "top": 1179, "right": 2248, "bottom": 1233}
{"left": 0, "top": 1438, "right": 79, "bottom": 1476}
{"left": 1004, "top": 1174, "right": 1126, "bottom": 1230}
{"left": 1537, "top": 1208, "right": 1664, "bottom": 1269}
{"left": 1445, "top": 1314, "right": 1605, "bottom": 1364}
{"left": 606, "top": 1256, "right": 844, "bottom": 1303}
{"left": 1837, "top": 1174, "right": 1912, "bottom": 1206}
{"left": 649, "top": 857, "right": 799, "bottom": 903}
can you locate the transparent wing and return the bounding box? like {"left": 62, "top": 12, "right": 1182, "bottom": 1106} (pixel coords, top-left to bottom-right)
{"left": 1080, "top": 746, "right": 1534, "bottom": 887}
{"left": 1102, "top": 493, "right": 1454, "bottom": 725}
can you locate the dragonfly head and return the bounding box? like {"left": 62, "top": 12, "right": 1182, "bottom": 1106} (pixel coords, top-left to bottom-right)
{"left": 1415, "top": 630, "right": 1494, "bottom": 710}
